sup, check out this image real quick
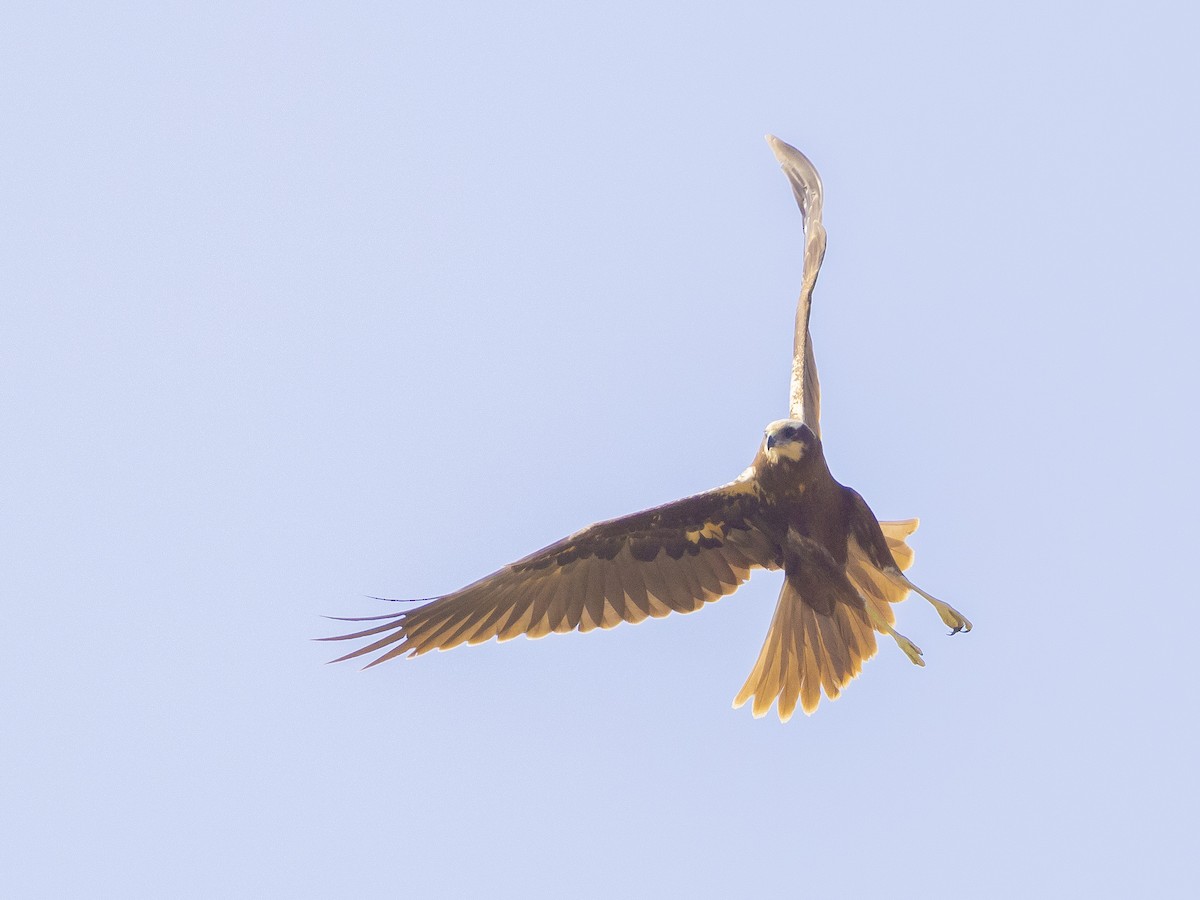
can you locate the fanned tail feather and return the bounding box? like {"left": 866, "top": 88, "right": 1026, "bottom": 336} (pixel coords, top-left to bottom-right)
{"left": 732, "top": 578, "right": 877, "bottom": 721}
{"left": 878, "top": 518, "right": 918, "bottom": 571}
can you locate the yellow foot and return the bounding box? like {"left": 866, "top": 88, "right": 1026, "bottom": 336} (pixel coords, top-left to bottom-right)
{"left": 862, "top": 591, "right": 926, "bottom": 667}
{"left": 928, "top": 597, "right": 973, "bottom": 635}
{"left": 891, "top": 630, "right": 926, "bottom": 667}
{"left": 883, "top": 568, "right": 972, "bottom": 636}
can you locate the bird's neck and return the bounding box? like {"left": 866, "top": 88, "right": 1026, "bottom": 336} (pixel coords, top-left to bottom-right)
{"left": 753, "top": 448, "right": 832, "bottom": 502}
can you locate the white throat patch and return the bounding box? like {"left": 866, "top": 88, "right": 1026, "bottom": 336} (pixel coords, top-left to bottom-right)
{"left": 767, "top": 441, "right": 806, "bottom": 462}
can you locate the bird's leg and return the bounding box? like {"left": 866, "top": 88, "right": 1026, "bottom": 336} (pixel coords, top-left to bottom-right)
{"left": 862, "top": 599, "right": 925, "bottom": 667}
{"left": 882, "top": 568, "right": 972, "bottom": 635}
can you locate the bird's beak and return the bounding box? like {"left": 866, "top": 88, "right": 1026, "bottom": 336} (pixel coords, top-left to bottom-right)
{"left": 765, "top": 434, "right": 778, "bottom": 451}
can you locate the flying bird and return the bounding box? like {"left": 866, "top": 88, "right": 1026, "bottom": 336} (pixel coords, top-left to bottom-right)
{"left": 322, "top": 136, "right": 971, "bottom": 720}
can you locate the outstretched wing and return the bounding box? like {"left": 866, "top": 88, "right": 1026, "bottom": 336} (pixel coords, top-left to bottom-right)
{"left": 321, "top": 481, "right": 779, "bottom": 666}
{"left": 767, "top": 134, "right": 826, "bottom": 435}
{"left": 734, "top": 532, "right": 878, "bottom": 721}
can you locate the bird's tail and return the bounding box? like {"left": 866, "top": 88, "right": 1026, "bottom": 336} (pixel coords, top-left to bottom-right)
{"left": 733, "top": 538, "right": 880, "bottom": 721}
{"left": 879, "top": 518, "right": 918, "bottom": 570}
{"left": 732, "top": 520, "right": 918, "bottom": 721}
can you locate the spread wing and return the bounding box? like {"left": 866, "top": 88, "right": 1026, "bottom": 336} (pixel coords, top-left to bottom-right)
{"left": 767, "top": 134, "right": 826, "bottom": 435}
{"left": 321, "top": 481, "right": 780, "bottom": 667}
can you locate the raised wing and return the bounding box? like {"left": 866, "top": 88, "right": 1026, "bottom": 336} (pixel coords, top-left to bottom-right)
{"left": 767, "top": 134, "right": 826, "bottom": 435}
{"left": 321, "top": 482, "right": 780, "bottom": 667}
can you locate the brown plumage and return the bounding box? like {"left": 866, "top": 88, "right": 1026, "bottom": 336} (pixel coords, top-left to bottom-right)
{"left": 322, "top": 419, "right": 970, "bottom": 720}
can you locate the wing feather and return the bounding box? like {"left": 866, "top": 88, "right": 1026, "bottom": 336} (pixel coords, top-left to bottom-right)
{"left": 524, "top": 574, "right": 561, "bottom": 637}
{"left": 322, "top": 483, "right": 775, "bottom": 664}
{"left": 655, "top": 555, "right": 697, "bottom": 612}
{"left": 542, "top": 571, "right": 572, "bottom": 635}
{"left": 578, "top": 558, "right": 606, "bottom": 634}
{"left": 704, "top": 551, "right": 739, "bottom": 589}
{"left": 621, "top": 572, "right": 651, "bottom": 624}
{"left": 601, "top": 564, "right": 627, "bottom": 628}
{"left": 322, "top": 615, "right": 407, "bottom": 643}
{"left": 690, "top": 554, "right": 724, "bottom": 599}
{"left": 559, "top": 565, "right": 586, "bottom": 631}
{"left": 499, "top": 584, "right": 543, "bottom": 641}
{"left": 464, "top": 585, "right": 526, "bottom": 645}
{"left": 638, "top": 558, "right": 675, "bottom": 617}
{"left": 326, "top": 631, "right": 399, "bottom": 665}
{"left": 368, "top": 640, "right": 415, "bottom": 667}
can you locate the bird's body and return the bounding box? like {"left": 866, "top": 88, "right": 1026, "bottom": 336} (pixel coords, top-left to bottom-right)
{"left": 325, "top": 136, "right": 971, "bottom": 720}
{"left": 323, "top": 420, "right": 968, "bottom": 720}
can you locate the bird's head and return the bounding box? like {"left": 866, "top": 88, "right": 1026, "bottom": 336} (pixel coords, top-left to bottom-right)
{"left": 762, "top": 419, "right": 818, "bottom": 463}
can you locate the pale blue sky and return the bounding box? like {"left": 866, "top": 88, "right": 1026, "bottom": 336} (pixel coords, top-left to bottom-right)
{"left": 3, "top": 2, "right": 1198, "bottom": 897}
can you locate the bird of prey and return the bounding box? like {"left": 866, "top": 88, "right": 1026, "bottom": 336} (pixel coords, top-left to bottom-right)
{"left": 323, "top": 136, "right": 970, "bottom": 720}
